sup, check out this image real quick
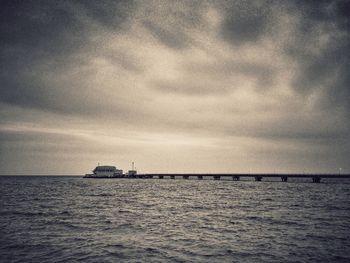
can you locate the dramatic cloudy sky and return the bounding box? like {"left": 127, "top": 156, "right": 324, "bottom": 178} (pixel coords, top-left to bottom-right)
{"left": 1, "top": 0, "right": 349, "bottom": 175}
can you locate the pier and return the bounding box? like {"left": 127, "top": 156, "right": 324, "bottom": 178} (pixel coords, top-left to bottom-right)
{"left": 83, "top": 165, "right": 350, "bottom": 183}
{"left": 134, "top": 173, "right": 350, "bottom": 183}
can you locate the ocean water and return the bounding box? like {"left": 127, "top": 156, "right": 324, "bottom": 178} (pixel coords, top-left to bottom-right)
{"left": 1, "top": 176, "right": 350, "bottom": 263}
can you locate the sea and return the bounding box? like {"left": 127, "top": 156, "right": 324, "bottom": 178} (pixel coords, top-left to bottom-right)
{"left": 1, "top": 176, "right": 350, "bottom": 263}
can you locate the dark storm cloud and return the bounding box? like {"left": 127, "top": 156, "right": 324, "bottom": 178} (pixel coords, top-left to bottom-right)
{"left": 0, "top": 1, "right": 84, "bottom": 65}
{"left": 284, "top": 0, "right": 350, "bottom": 111}
{"left": 75, "top": 0, "right": 135, "bottom": 29}
{"left": 139, "top": 1, "right": 205, "bottom": 50}
{"left": 0, "top": 0, "right": 134, "bottom": 54}
{"left": 291, "top": 42, "right": 350, "bottom": 109}
{"left": 0, "top": 61, "right": 141, "bottom": 118}
{"left": 0, "top": 0, "right": 135, "bottom": 113}
{"left": 218, "top": 1, "right": 273, "bottom": 45}
{"left": 213, "top": 0, "right": 350, "bottom": 113}
{"left": 143, "top": 20, "right": 191, "bottom": 50}
{"left": 1, "top": 0, "right": 349, "bottom": 113}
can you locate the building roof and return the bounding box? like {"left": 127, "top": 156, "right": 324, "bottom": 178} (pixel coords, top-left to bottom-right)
{"left": 94, "top": 165, "right": 117, "bottom": 171}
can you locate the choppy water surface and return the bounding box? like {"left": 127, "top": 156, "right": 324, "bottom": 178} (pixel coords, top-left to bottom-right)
{"left": 1, "top": 176, "right": 350, "bottom": 262}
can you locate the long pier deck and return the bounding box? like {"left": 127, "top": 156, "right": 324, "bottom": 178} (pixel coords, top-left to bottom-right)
{"left": 136, "top": 173, "right": 350, "bottom": 183}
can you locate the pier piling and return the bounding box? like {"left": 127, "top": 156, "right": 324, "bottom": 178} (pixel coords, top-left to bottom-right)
{"left": 312, "top": 176, "right": 321, "bottom": 183}
{"left": 255, "top": 176, "right": 263, "bottom": 181}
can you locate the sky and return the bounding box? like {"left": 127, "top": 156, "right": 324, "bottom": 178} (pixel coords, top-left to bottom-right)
{"left": 0, "top": 0, "right": 349, "bottom": 175}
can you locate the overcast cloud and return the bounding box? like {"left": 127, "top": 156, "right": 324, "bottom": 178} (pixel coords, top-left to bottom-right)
{"left": 0, "top": 0, "right": 349, "bottom": 175}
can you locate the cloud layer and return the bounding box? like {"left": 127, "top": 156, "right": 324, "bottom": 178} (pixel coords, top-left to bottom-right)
{"left": 1, "top": 0, "right": 349, "bottom": 174}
